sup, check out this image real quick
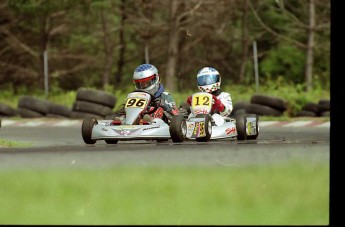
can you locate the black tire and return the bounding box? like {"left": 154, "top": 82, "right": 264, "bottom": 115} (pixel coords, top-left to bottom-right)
{"left": 18, "top": 96, "right": 50, "bottom": 115}
{"left": 104, "top": 113, "right": 121, "bottom": 120}
{"left": 70, "top": 111, "right": 104, "bottom": 119}
{"left": 105, "top": 139, "right": 118, "bottom": 144}
{"left": 246, "top": 114, "right": 259, "bottom": 140}
{"left": 236, "top": 113, "right": 247, "bottom": 140}
{"left": 76, "top": 88, "right": 117, "bottom": 108}
{"left": 320, "top": 111, "right": 330, "bottom": 117}
{"left": 318, "top": 99, "right": 330, "bottom": 112}
{"left": 295, "top": 110, "right": 316, "bottom": 117}
{"left": 250, "top": 94, "right": 288, "bottom": 111}
{"left": 0, "top": 103, "right": 17, "bottom": 116}
{"left": 48, "top": 102, "right": 72, "bottom": 117}
{"left": 18, "top": 107, "right": 44, "bottom": 118}
{"left": 302, "top": 102, "right": 319, "bottom": 115}
{"left": 169, "top": 115, "right": 187, "bottom": 143}
{"left": 195, "top": 114, "right": 212, "bottom": 142}
{"left": 230, "top": 109, "right": 247, "bottom": 118}
{"left": 72, "top": 100, "right": 113, "bottom": 117}
{"left": 82, "top": 117, "right": 97, "bottom": 144}
{"left": 246, "top": 103, "right": 283, "bottom": 117}
{"left": 46, "top": 113, "right": 69, "bottom": 119}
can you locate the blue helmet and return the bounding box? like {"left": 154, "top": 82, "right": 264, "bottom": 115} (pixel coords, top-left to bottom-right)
{"left": 133, "top": 64, "right": 160, "bottom": 95}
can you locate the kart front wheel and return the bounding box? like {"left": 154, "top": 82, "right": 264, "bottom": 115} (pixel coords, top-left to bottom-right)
{"left": 236, "top": 113, "right": 247, "bottom": 140}
{"left": 82, "top": 117, "right": 97, "bottom": 144}
{"left": 169, "top": 115, "right": 187, "bottom": 143}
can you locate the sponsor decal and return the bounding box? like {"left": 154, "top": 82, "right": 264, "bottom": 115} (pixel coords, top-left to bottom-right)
{"left": 246, "top": 121, "right": 256, "bottom": 135}
{"left": 225, "top": 127, "right": 236, "bottom": 135}
{"left": 153, "top": 107, "right": 164, "bottom": 119}
{"left": 192, "top": 122, "right": 205, "bottom": 137}
{"left": 193, "top": 122, "right": 199, "bottom": 136}
{"left": 112, "top": 128, "right": 140, "bottom": 136}
{"left": 199, "top": 121, "right": 205, "bottom": 137}
{"left": 187, "top": 123, "right": 195, "bottom": 129}
{"left": 194, "top": 109, "right": 210, "bottom": 114}
{"left": 143, "top": 126, "right": 160, "bottom": 131}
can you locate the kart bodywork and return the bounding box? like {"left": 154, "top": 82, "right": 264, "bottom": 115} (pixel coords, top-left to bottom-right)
{"left": 169, "top": 92, "right": 259, "bottom": 142}
{"left": 82, "top": 91, "right": 172, "bottom": 144}
{"left": 81, "top": 91, "right": 259, "bottom": 144}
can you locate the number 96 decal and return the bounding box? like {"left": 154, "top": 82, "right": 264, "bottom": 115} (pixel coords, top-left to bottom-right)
{"left": 125, "top": 98, "right": 147, "bottom": 108}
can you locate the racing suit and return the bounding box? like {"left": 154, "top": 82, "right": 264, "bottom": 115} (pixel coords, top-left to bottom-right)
{"left": 148, "top": 84, "right": 179, "bottom": 119}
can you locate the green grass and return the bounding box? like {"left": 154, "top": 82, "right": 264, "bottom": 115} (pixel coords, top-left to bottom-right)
{"left": 0, "top": 138, "right": 32, "bottom": 148}
{"left": 0, "top": 160, "right": 329, "bottom": 225}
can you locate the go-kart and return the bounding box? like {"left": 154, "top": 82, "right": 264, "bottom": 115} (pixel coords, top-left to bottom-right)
{"left": 82, "top": 90, "right": 179, "bottom": 144}
{"left": 169, "top": 92, "right": 259, "bottom": 142}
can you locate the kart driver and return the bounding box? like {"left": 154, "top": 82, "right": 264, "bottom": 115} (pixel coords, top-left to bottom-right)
{"left": 186, "top": 66, "right": 233, "bottom": 122}
{"left": 132, "top": 63, "right": 179, "bottom": 122}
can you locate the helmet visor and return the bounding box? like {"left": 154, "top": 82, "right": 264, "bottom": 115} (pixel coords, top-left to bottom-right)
{"left": 134, "top": 74, "right": 157, "bottom": 89}
{"left": 197, "top": 74, "right": 220, "bottom": 86}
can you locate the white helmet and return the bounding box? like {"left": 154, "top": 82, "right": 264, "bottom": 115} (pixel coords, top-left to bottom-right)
{"left": 133, "top": 64, "right": 160, "bottom": 95}
{"left": 197, "top": 67, "right": 221, "bottom": 93}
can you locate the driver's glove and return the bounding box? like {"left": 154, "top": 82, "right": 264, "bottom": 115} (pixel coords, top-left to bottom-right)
{"left": 186, "top": 96, "right": 192, "bottom": 105}
{"left": 211, "top": 95, "right": 225, "bottom": 112}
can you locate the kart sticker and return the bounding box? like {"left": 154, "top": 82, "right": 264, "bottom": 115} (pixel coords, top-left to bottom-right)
{"left": 191, "top": 93, "right": 212, "bottom": 109}
{"left": 112, "top": 128, "right": 141, "bottom": 136}
{"left": 125, "top": 98, "right": 148, "bottom": 108}
{"left": 246, "top": 121, "right": 257, "bottom": 135}
{"left": 192, "top": 121, "right": 205, "bottom": 137}
{"left": 226, "top": 127, "right": 236, "bottom": 135}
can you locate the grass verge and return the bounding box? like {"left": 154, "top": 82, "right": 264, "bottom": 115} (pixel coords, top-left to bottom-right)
{"left": 0, "top": 160, "right": 329, "bottom": 225}
{"left": 0, "top": 138, "right": 32, "bottom": 148}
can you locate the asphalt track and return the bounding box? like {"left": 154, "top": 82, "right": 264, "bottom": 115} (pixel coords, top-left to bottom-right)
{"left": 0, "top": 119, "right": 330, "bottom": 170}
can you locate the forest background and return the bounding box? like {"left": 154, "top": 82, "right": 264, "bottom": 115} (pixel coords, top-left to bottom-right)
{"left": 0, "top": 0, "right": 330, "bottom": 113}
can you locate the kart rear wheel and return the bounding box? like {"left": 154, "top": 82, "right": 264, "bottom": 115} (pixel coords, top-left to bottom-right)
{"left": 82, "top": 117, "right": 98, "bottom": 144}
{"left": 105, "top": 139, "right": 118, "bottom": 144}
{"left": 195, "top": 114, "right": 212, "bottom": 142}
{"left": 246, "top": 114, "right": 259, "bottom": 140}
{"left": 169, "top": 115, "right": 187, "bottom": 143}
{"left": 236, "top": 113, "right": 247, "bottom": 140}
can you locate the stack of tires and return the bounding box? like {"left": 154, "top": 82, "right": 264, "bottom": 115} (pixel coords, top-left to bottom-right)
{"left": 231, "top": 94, "right": 288, "bottom": 117}
{"left": 46, "top": 102, "right": 72, "bottom": 118}
{"left": 17, "top": 96, "right": 72, "bottom": 118}
{"left": 295, "top": 99, "right": 330, "bottom": 117}
{"left": 71, "top": 88, "right": 117, "bottom": 119}
{"left": 17, "top": 96, "right": 50, "bottom": 118}
{"left": 0, "top": 103, "right": 17, "bottom": 118}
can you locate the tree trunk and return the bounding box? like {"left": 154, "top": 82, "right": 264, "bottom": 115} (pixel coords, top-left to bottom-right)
{"left": 115, "top": 0, "right": 126, "bottom": 88}
{"left": 165, "top": 0, "right": 179, "bottom": 93}
{"left": 305, "top": 0, "right": 315, "bottom": 92}
{"left": 100, "top": 9, "right": 113, "bottom": 90}
{"left": 239, "top": 0, "right": 249, "bottom": 83}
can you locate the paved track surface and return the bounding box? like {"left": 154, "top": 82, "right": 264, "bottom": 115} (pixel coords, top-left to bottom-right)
{"left": 0, "top": 119, "right": 330, "bottom": 170}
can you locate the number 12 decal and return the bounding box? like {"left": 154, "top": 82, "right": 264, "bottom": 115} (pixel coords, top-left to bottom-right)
{"left": 192, "top": 94, "right": 212, "bottom": 108}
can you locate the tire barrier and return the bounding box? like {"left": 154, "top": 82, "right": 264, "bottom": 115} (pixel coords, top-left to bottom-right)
{"left": 2, "top": 92, "right": 329, "bottom": 119}
{"left": 0, "top": 103, "right": 17, "bottom": 117}
{"left": 11, "top": 88, "right": 117, "bottom": 119}
{"left": 232, "top": 95, "right": 287, "bottom": 117}
{"left": 295, "top": 99, "right": 330, "bottom": 117}
{"left": 76, "top": 87, "right": 117, "bottom": 108}
{"left": 71, "top": 88, "right": 117, "bottom": 119}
